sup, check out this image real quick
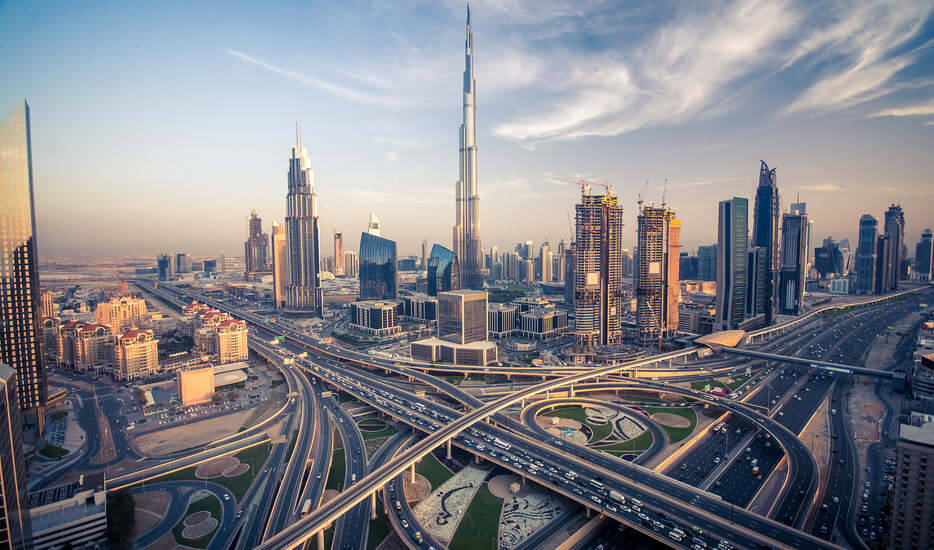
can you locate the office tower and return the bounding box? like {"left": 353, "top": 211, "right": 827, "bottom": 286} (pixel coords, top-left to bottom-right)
{"left": 203, "top": 259, "right": 216, "bottom": 274}
{"left": 679, "top": 253, "right": 698, "bottom": 281}
{"left": 814, "top": 237, "right": 848, "bottom": 279}
{"left": 779, "top": 208, "right": 808, "bottom": 315}
{"left": 697, "top": 245, "right": 717, "bottom": 281}
{"left": 271, "top": 222, "right": 287, "bottom": 308}
{"left": 113, "top": 329, "right": 158, "bottom": 380}
{"left": 635, "top": 205, "right": 681, "bottom": 344}
{"left": 0, "top": 364, "right": 31, "bottom": 549}
{"left": 621, "top": 249, "right": 633, "bottom": 278}
{"left": 884, "top": 204, "right": 906, "bottom": 288}
{"left": 344, "top": 250, "right": 359, "bottom": 278}
{"left": 752, "top": 160, "right": 780, "bottom": 324}
{"left": 523, "top": 241, "right": 534, "bottom": 261}
{"left": 428, "top": 244, "right": 460, "bottom": 296}
{"left": 333, "top": 232, "right": 345, "bottom": 277}
{"left": 574, "top": 191, "right": 624, "bottom": 346}
{"left": 875, "top": 235, "right": 890, "bottom": 294}
{"left": 40, "top": 290, "right": 54, "bottom": 319}
{"left": 175, "top": 252, "right": 191, "bottom": 274}
{"left": 420, "top": 239, "right": 428, "bottom": 270}
{"left": 554, "top": 252, "right": 565, "bottom": 283}
{"left": 564, "top": 245, "right": 576, "bottom": 307}
{"left": 855, "top": 214, "right": 878, "bottom": 295}
{"left": 157, "top": 253, "right": 172, "bottom": 280}
{"left": 220, "top": 252, "right": 227, "bottom": 274}
{"left": 916, "top": 229, "right": 933, "bottom": 281}
{"left": 889, "top": 414, "right": 934, "bottom": 549}
{"left": 521, "top": 259, "right": 534, "bottom": 284}
{"left": 95, "top": 296, "right": 147, "bottom": 335}
{"left": 716, "top": 197, "right": 748, "bottom": 330}
{"left": 0, "top": 101, "right": 47, "bottom": 430}
{"left": 438, "top": 290, "right": 488, "bottom": 344}
{"left": 746, "top": 247, "right": 766, "bottom": 318}
{"left": 244, "top": 210, "right": 269, "bottom": 279}
{"left": 452, "top": 7, "right": 488, "bottom": 290}
{"left": 539, "top": 242, "right": 553, "bottom": 282}
{"left": 359, "top": 232, "right": 397, "bottom": 300}
{"left": 367, "top": 212, "right": 381, "bottom": 236}
{"left": 285, "top": 125, "right": 323, "bottom": 316}
{"left": 489, "top": 245, "right": 499, "bottom": 268}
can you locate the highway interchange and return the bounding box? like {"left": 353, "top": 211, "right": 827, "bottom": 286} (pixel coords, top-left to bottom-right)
{"left": 111, "top": 280, "right": 930, "bottom": 549}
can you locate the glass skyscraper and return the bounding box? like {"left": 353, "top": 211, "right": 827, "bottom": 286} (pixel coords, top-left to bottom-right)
{"left": 716, "top": 197, "right": 748, "bottom": 330}
{"left": 0, "top": 101, "right": 47, "bottom": 430}
{"left": 0, "top": 364, "right": 30, "bottom": 550}
{"left": 359, "top": 232, "right": 397, "bottom": 300}
{"left": 427, "top": 244, "right": 460, "bottom": 297}
{"left": 855, "top": 214, "right": 878, "bottom": 295}
{"left": 285, "top": 126, "right": 323, "bottom": 316}
{"left": 752, "top": 160, "right": 779, "bottom": 324}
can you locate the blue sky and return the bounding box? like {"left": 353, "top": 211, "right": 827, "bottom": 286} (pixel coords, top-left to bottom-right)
{"left": 2, "top": 0, "right": 933, "bottom": 258}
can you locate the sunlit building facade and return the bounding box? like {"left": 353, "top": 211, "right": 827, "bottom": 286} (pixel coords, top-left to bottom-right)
{"left": 271, "top": 222, "right": 287, "bottom": 308}
{"left": 427, "top": 244, "right": 460, "bottom": 297}
{"left": 574, "top": 193, "right": 624, "bottom": 346}
{"left": 285, "top": 127, "right": 323, "bottom": 316}
{"left": 114, "top": 329, "right": 159, "bottom": 381}
{"left": 0, "top": 363, "right": 31, "bottom": 549}
{"left": 359, "top": 232, "right": 397, "bottom": 300}
{"left": 716, "top": 197, "right": 748, "bottom": 330}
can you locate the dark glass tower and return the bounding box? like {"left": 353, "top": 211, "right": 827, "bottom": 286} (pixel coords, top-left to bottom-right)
{"left": 779, "top": 209, "right": 809, "bottom": 315}
{"left": 427, "top": 244, "right": 460, "bottom": 296}
{"left": 0, "top": 101, "right": 47, "bottom": 431}
{"left": 716, "top": 197, "right": 748, "bottom": 330}
{"left": 244, "top": 209, "right": 269, "bottom": 279}
{"left": 752, "top": 160, "right": 779, "bottom": 324}
{"left": 883, "top": 204, "right": 905, "bottom": 290}
{"left": 359, "top": 232, "right": 397, "bottom": 300}
{"left": 917, "top": 229, "right": 933, "bottom": 281}
{"left": 0, "top": 364, "right": 30, "bottom": 549}
{"left": 855, "top": 214, "right": 878, "bottom": 295}
{"left": 285, "top": 125, "right": 323, "bottom": 316}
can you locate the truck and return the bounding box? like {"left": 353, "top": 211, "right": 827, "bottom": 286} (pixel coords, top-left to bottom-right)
{"left": 492, "top": 438, "right": 512, "bottom": 451}
{"left": 609, "top": 490, "right": 626, "bottom": 504}
{"left": 351, "top": 474, "right": 357, "bottom": 483}
{"left": 300, "top": 499, "right": 312, "bottom": 517}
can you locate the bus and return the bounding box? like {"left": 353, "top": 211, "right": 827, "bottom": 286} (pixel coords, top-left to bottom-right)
{"left": 492, "top": 438, "right": 511, "bottom": 451}
{"left": 300, "top": 499, "right": 312, "bottom": 517}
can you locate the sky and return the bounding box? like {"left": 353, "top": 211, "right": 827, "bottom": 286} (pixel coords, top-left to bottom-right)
{"left": 2, "top": 0, "right": 933, "bottom": 259}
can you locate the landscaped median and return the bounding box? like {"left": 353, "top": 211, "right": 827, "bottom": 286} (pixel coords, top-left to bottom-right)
{"left": 644, "top": 406, "right": 697, "bottom": 443}
{"left": 172, "top": 491, "right": 221, "bottom": 549}
{"left": 39, "top": 443, "right": 70, "bottom": 459}
{"left": 131, "top": 442, "right": 271, "bottom": 501}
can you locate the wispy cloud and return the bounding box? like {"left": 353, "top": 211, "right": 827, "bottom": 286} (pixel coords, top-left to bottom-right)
{"left": 384, "top": 151, "right": 399, "bottom": 162}
{"left": 226, "top": 49, "right": 402, "bottom": 107}
{"left": 796, "top": 182, "right": 846, "bottom": 192}
{"left": 871, "top": 99, "right": 934, "bottom": 118}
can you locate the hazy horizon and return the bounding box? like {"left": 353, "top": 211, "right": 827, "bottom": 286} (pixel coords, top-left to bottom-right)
{"left": 3, "top": 1, "right": 933, "bottom": 260}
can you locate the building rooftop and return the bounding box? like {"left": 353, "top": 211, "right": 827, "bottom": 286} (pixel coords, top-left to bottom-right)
{"left": 29, "top": 473, "right": 105, "bottom": 508}
{"left": 439, "top": 289, "right": 487, "bottom": 298}
{"left": 412, "top": 336, "right": 497, "bottom": 350}
{"left": 352, "top": 300, "right": 401, "bottom": 308}
{"left": 901, "top": 417, "right": 934, "bottom": 447}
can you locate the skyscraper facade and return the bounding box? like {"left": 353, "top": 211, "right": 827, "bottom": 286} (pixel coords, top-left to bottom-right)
{"left": 916, "top": 229, "right": 933, "bottom": 281}
{"left": 635, "top": 205, "right": 681, "bottom": 344}
{"left": 344, "top": 250, "right": 359, "bottom": 278}
{"left": 285, "top": 127, "right": 323, "bottom": 316}
{"left": 0, "top": 101, "right": 47, "bottom": 430}
{"left": 697, "top": 245, "right": 717, "bottom": 281}
{"left": 271, "top": 222, "right": 287, "bottom": 308}
{"left": 427, "top": 244, "right": 460, "bottom": 297}
{"left": 359, "top": 232, "right": 397, "bottom": 300}
{"left": 244, "top": 210, "right": 269, "bottom": 279}
{"left": 333, "top": 232, "right": 345, "bottom": 277}
{"left": 564, "top": 245, "right": 576, "bottom": 307}
{"left": 452, "top": 7, "right": 487, "bottom": 290}
{"left": 0, "top": 363, "right": 30, "bottom": 550}
{"left": 779, "top": 208, "right": 809, "bottom": 315}
{"left": 855, "top": 214, "right": 878, "bottom": 295}
{"left": 752, "top": 160, "right": 780, "bottom": 324}
{"left": 175, "top": 252, "right": 191, "bottom": 274}
{"left": 716, "top": 197, "right": 748, "bottom": 330}
{"left": 157, "top": 253, "right": 173, "bottom": 280}
{"left": 438, "top": 290, "right": 488, "bottom": 345}
{"left": 538, "top": 242, "right": 553, "bottom": 282}
{"left": 574, "top": 192, "right": 624, "bottom": 346}
{"left": 884, "top": 204, "right": 905, "bottom": 289}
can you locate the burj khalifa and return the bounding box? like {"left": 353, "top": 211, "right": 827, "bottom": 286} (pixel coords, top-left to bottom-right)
{"left": 452, "top": 5, "right": 487, "bottom": 289}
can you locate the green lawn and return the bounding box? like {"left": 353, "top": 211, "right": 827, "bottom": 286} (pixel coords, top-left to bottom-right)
{"left": 415, "top": 453, "right": 453, "bottom": 491}
{"left": 358, "top": 418, "right": 386, "bottom": 427}
{"left": 361, "top": 425, "right": 398, "bottom": 441}
{"left": 450, "top": 482, "right": 503, "bottom": 550}
{"left": 542, "top": 407, "right": 586, "bottom": 423}
{"left": 367, "top": 498, "right": 390, "bottom": 550}
{"left": 140, "top": 442, "right": 271, "bottom": 501}
{"left": 588, "top": 420, "right": 614, "bottom": 443}
{"left": 50, "top": 411, "right": 68, "bottom": 421}
{"left": 172, "top": 492, "right": 221, "bottom": 549}
{"left": 39, "top": 444, "right": 69, "bottom": 459}
{"left": 690, "top": 379, "right": 729, "bottom": 391}
{"left": 326, "top": 448, "right": 346, "bottom": 491}
{"left": 446, "top": 376, "right": 464, "bottom": 386}
{"left": 644, "top": 407, "right": 697, "bottom": 443}
{"left": 725, "top": 372, "right": 756, "bottom": 390}
{"left": 593, "top": 430, "right": 653, "bottom": 453}
{"left": 285, "top": 429, "right": 299, "bottom": 462}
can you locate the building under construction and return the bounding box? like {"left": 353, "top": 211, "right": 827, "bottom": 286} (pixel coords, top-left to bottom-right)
{"left": 635, "top": 205, "right": 681, "bottom": 345}
{"left": 574, "top": 191, "right": 624, "bottom": 347}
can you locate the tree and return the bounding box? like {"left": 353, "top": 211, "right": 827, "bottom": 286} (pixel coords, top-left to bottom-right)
{"left": 107, "top": 488, "right": 136, "bottom": 550}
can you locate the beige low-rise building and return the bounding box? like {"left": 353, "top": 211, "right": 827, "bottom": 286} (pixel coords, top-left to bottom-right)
{"left": 41, "top": 317, "right": 60, "bottom": 364}
{"left": 95, "top": 296, "right": 147, "bottom": 335}
{"left": 56, "top": 320, "right": 86, "bottom": 369}
{"left": 114, "top": 329, "right": 158, "bottom": 380}
{"left": 410, "top": 337, "right": 497, "bottom": 366}
{"left": 177, "top": 365, "right": 216, "bottom": 406}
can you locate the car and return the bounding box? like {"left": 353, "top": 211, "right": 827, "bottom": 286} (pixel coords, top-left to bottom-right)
{"left": 223, "top": 494, "right": 230, "bottom": 501}
{"left": 832, "top": 496, "right": 839, "bottom": 503}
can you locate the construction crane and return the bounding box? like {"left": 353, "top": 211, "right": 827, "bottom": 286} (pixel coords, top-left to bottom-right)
{"left": 637, "top": 178, "right": 649, "bottom": 210}
{"left": 661, "top": 177, "right": 670, "bottom": 208}
{"left": 556, "top": 177, "right": 615, "bottom": 197}
{"left": 107, "top": 267, "right": 128, "bottom": 297}
{"left": 566, "top": 211, "right": 574, "bottom": 241}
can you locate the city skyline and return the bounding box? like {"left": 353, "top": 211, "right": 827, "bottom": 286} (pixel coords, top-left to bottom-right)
{"left": 1, "top": 1, "right": 933, "bottom": 258}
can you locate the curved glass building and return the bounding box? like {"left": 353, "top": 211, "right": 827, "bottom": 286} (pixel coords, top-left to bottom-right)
{"left": 428, "top": 244, "right": 460, "bottom": 296}
{"left": 359, "top": 232, "right": 397, "bottom": 300}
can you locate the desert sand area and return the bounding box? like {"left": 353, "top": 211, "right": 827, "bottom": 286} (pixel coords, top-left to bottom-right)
{"left": 132, "top": 409, "right": 254, "bottom": 456}
{"left": 650, "top": 412, "right": 692, "bottom": 428}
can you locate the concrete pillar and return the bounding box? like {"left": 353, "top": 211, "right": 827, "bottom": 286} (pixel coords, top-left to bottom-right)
{"left": 446, "top": 439, "right": 452, "bottom": 460}
{"left": 546, "top": 389, "right": 550, "bottom": 399}
{"left": 586, "top": 508, "right": 591, "bottom": 518}
{"left": 410, "top": 463, "right": 416, "bottom": 482}
{"left": 317, "top": 530, "right": 324, "bottom": 550}
{"left": 520, "top": 398, "right": 525, "bottom": 409}
{"left": 371, "top": 492, "right": 378, "bottom": 519}
{"left": 474, "top": 454, "right": 481, "bottom": 464}
{"left": 569, "top": 384, "right": 575, "bottom": 397}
